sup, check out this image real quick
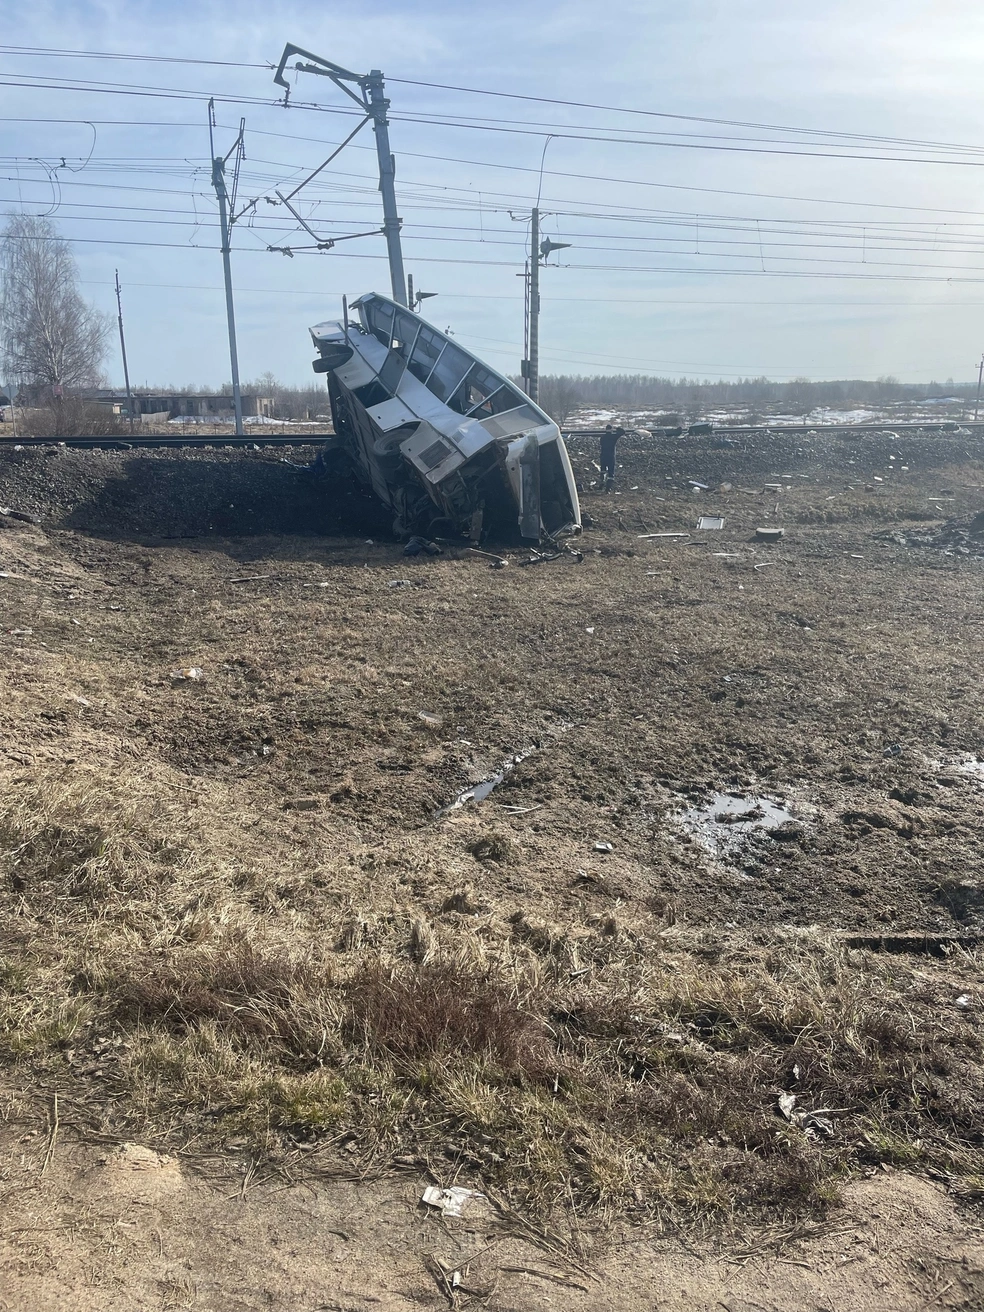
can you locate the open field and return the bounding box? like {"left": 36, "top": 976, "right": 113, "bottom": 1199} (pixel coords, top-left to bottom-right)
{"left": 1, "top": 428, "right": 983, "bottom": 1308}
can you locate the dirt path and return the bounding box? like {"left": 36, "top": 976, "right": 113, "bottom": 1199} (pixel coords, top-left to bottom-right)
{"left": 1, "top": 1126, "right": 982, "bottom": 1311}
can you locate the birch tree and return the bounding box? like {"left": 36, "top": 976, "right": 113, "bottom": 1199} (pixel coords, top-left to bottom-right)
{"left": 0, "top": 214, "right": 110, "bottom": 395}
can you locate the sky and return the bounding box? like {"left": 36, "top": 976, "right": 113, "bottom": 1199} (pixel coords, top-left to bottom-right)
{"left": 3, "top": 0, "right": 984, "bottom": 387}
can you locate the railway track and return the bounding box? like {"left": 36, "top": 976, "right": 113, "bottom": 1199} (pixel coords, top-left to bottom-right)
{"left": 0, "top": 422, "right": 981, "bottom": 452}
{"left": 565, "top": 421, "right": 984, "bottom": 439}
{"left": 0, "top": 433, "right": 334, "bottom": 451}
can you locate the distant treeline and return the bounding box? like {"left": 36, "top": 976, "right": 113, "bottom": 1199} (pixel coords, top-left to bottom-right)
{"left": 136, "top": 371, "right": 974, "bottom": 426}
{"left": 534, "top": 374, "right": 972, "bottom": 421}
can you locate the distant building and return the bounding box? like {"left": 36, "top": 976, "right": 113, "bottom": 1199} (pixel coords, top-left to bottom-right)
{"left": 85, "top": 390, "right": 275, "bottom": 420}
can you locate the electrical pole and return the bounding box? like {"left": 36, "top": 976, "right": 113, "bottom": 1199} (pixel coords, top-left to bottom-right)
{"left": 367, "top": 70, "right": 407, "bottom": 306}
{"left": 114, "top": 270, "right": 135, "bottom": 432}
{"left": 975, "top": 354, "right": 984, "bottom": 421}
{"left": 210, "top": 136, "right": 244, "bottom": 436}
{"left": 528, "top": 208, "right": 540, "bottom": 404}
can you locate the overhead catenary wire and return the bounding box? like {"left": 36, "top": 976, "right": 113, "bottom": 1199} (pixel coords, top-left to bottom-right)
{"left": 3, "top": 71, "right": 984, "bottom": 167}
{"left": 5, "top": 44, "right": 984, "bottom": 160}
{"left": 8, "top": 117, "right": 984, "bottom": 223}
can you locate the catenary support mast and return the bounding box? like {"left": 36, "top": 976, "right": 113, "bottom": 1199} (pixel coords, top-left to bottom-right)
{"left": 274, "top": 45, "right": 408, "bottom": 307}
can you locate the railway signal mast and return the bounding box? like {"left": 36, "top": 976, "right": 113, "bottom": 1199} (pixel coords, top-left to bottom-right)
{"left": 521, "top": 209, "right": 571, "bottom": 404}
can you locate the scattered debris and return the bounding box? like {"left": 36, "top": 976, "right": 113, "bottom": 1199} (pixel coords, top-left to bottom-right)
{"left": 955, "top": 994, "right": 973, "bottom": 1010}
{"left": 777, "top": 1093, "right": 836, "bottom": 1140}
{"left": 519, "top": 544, "right": 583, "bottom": 567}
{"left": 169, "top": 667, "right": 203, "bottom": 682}
{"left": 878, "top": 511, "right": 984, "bottom": 557}
{"left": 842, "top": 932, "right": 981, "bottom": 956}
{"left": 418, "top": 711, "right": 443, "bottom": 730}
{"left": 467, "top": 546, "right": 508, "bottom": 568}
{"left": 637, "top": 532, "right": 688, "bottom": 539}
{"left": 688, "top": 480, "right": 709, "bottom": 490}
{"left": 420, "top": 1185, "right": 486, "bottom": 1218}
{"left": 403, "top": 535, "right": 442, "bottom": 557}
{"left": 0, "top": 506, "right": 39, "bottom": 524}
{"left": 228, "top": 575, "right": 271, "bottom": 584}
{"left": 388, "top": 578, "right": 412, "bottom": 589}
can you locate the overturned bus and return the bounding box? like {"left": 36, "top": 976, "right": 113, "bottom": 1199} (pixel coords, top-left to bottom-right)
{"left": 310, "top": 293, "right": 581, "bottom": 544}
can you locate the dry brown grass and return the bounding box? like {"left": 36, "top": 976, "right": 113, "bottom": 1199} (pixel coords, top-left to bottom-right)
{"left": 3, "top": 767, "right": 977, "bottom": 1229}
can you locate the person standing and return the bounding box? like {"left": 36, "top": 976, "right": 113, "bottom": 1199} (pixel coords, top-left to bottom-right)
{"left": 600, "top": 423, "right": 622, "bottom": 488}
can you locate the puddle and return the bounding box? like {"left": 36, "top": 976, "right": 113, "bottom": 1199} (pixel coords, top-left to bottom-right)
{"left": 679, "top": 791, "right": 799, "bottom": 857}
{"left": 929, "top": 754, "right": 984, "bottom": 785}
{"left": 435, "top": 750, "right": 534, "bottom": 818}
{"left": 955, "top": 757, "right": 984, "bottom": 783}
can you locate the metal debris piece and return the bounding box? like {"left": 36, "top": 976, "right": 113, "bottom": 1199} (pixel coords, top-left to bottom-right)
{"left": 170, "top": 667, "right": 203, "bottom": 682}
{"left": 777, "top": 1093, "right": 836, "bottom": 1139}
{"left": 755, "top": 527, "right": 784, "bottom": 542}
{"left": 420, "top": 1185, "right": 486, "bottom": 1218}
{"left": 593, "top": 840, "right": 614, "bottom": 852}
{"left": 697, "top": 516, "right": 725, "bottom": 530}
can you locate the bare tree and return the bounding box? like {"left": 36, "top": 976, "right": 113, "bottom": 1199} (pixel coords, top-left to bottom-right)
{"left": 0, "top": 214, "right": 110, "bottom": 396}
{"left": 537, "top": 375, "right": 582, "bottom": 425}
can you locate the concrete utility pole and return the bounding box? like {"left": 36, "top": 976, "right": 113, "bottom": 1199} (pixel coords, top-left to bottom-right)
{"left": 114, "top": 270, "right": 135, "bottom": 432}
{"left": 210, "top": 144, "right": 244, "bottom": 436}
{"left": 975, "top": 354, "right": 984, "bottom": 421}
{"left": 522, "top": 211, "right": 571, "bottom": 405}
{"left": 528, "top": 208, "right": 540, "bottom": 404}
{"left": 274, "top": 45, "right": 408, "bottom": 307}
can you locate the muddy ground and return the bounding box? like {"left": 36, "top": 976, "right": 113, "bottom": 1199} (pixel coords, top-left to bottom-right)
{"left": 3, "top": 431, "right": 982, "bottom": 934}
{"left": 1, "top": 429, "right": 983, "bottom": 1308}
